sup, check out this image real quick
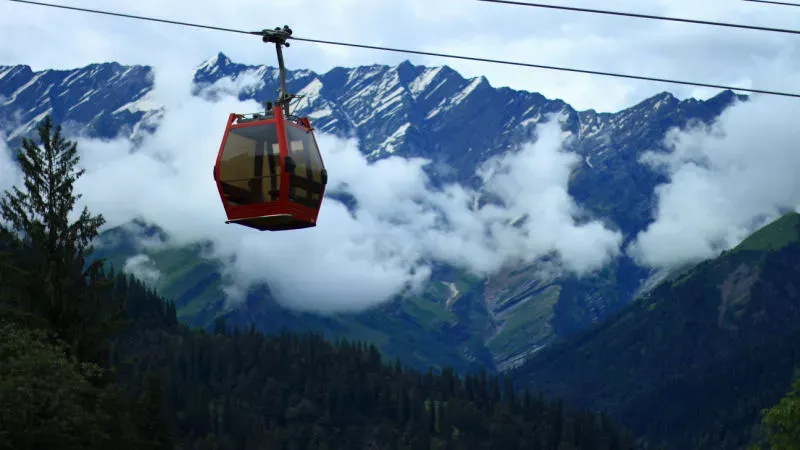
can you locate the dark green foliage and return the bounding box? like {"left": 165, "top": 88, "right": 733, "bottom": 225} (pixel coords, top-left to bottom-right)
{"left": 0, "top": 116, "right": 125, "bottom": 365}
{"left": 133, "top": 373, "right": 174, "bottom": 450}
{"left": 0, "top": 320, "right": 108, "bottom": 450}
{"left": 4, "top": 264, "right": 636, "bottom": 449}
{"left": 110, "top": 313, "right": 636, "bottom": 449}
{"left": 756, "top": 376, "right": 800, "bottom": 450}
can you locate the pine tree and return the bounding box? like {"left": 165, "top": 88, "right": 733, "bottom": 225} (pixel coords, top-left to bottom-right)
{"left": 213, "top": 315, "right": 227, "bottom": 336}
{"left": 134, "top": 372, "right": 175, "bottom": 450}
{"left": 0, "top": 116, "right": 125, "bottom": 364}
{"left": 0, "top": 249, "right": 48, "bottom": 329}
{"left": 0, "top": 320, "right": 108, "bottom": 449}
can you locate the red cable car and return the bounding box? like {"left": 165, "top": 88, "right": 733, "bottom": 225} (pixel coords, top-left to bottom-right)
{"left": 213, "top": 26, "right": 327, "bottom": 231}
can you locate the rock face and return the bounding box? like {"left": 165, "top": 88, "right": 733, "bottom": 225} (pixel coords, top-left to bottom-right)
{"left": 0, "top": 63, "right": 158, "bottom": 143}
{"left": 0, "top": 53, "right": 740, "bottom": 373}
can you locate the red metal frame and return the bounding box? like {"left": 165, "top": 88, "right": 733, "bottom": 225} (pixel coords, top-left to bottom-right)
{"left": 213, "top": 108, "right": 325, "bottom": 229}
{"left": 285, "top": 119, "right": 328, "bottom": 205}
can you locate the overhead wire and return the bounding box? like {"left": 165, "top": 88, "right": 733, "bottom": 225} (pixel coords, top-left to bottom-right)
{"left": 478, "top": 0, "right": 800, "bottom": 36}
{"left": 5, "top": 0, "right": 800, "bottom": 99}
{"left": 743, "top": 0, "right": 800, "bottom": 7}
{"left": 284, "top": 37, "right": 800, "bottom": 98}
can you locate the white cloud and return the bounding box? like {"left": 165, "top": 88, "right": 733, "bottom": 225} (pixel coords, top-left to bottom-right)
{"left": 122, "top": 254, "right": 162, "bottom": 287}
{"left": 628, "top": 94, "right": 800, "bottom": 268}
{"left": 46, "top": 71, "right": 621, "bottom": 313}
{"left": 0, "top": 135, "right": 20, "bottom": 231}
{"left": 476, "top": 123, "right": 623, "bottom": 274}
{"left": 0, "top": 134, "right": 19, "bottom": 195}
{"left": 1, "top": 0, "right": 799, "bottom": 111}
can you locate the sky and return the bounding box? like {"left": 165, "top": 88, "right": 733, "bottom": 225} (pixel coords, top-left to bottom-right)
{"left": 2, "top": 0, "right": 800, "bottom": 312}
{"left": 1, "top": 0, "right": 799, "bottom": 111}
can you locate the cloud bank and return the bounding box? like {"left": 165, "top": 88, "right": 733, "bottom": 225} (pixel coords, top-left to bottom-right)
{"left": 1, "top": 68, "right": 622, "bottom": 313}
{"left": 122, "top": 254, "right": 162, "bottom": 288}
{"left": 0, "top": 135, "right": 17, "bottom": 195}
{"left": 629, "top": 94, "right": 800, "bottom": 268}
{"left": 4, "top": 60, "right": 800, "bottom": 314}
{"left": 5, "top": 66, "right": 800, "bottom": 312}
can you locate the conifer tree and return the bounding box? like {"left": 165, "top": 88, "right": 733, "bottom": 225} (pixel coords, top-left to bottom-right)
{"left": 0, "top": 320, "right": 111, "bottom": 449}
{"left": 134, "top": 372, "right": 175, "bottom": 450}
{"left": 0, "top": 116, "right": 125, "bottom": 364}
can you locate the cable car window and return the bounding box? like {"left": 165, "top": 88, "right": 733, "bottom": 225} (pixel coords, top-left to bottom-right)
{"left": 285, "top": 124, "right": 324, "bottom": 208}
{"left": 219, "top": 123, "right": 281, "bottom": 205}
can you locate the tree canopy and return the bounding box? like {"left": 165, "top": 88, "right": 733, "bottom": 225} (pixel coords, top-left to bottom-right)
{"left": 0, "top": 116, "right": 125, "bottom": 365}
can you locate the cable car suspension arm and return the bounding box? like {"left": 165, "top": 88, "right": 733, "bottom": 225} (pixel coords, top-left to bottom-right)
{"left": 251, "top": 25, "right": 295, "bottom": 117}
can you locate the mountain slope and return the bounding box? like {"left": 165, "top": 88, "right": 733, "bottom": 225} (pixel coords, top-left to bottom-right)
{"left": 512, "top": 212, "right": 800, "bottom": 449}
{"left": 91, "top": 225, "right": 496, "bottom": 373}
{"left": 1, "top": 54, "right": 742, "bottom": 373}
{"left": 0, "top": 62, "right": 158, "bottom": 143}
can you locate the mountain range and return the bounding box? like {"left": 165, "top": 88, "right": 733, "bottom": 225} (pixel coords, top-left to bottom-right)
{"left": 0, "top": 53, "right": 743, "bottom": 375}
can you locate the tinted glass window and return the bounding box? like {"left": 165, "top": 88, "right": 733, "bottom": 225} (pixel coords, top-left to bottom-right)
{"left": 219, "top": 123, "right": 281, "bottom": 205}
{"left": 285, "top": 124, "right": 324, "bottom": 208}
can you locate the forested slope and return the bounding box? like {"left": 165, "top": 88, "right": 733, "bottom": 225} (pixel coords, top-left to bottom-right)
{"left": 513, "top": 212, "right": 800, "bottom": 449}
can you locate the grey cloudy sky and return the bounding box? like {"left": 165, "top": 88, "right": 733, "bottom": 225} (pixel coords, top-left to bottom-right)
{"left": 1, "top": 0, "right": 799, "bottom": 111}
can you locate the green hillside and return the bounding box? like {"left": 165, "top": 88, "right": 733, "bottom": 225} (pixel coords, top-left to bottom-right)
{"left": 94, "top": 222, "right": 634, "bottom": 376}
{"left": 513, "top": 212, "right": 800, "bottom": 449}
{"left": 93, "top": 218, "right": 637, "bottom": 376}
{"left": 93, "top": 227, "right": 495, "bottom": 374}
{"left": 732, "top": 211, "right": 800, "bottom": 253}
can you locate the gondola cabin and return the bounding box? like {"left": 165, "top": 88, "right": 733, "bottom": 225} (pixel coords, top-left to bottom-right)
{"left": 213, "top": 105, "right": 327, "bottom": 231}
